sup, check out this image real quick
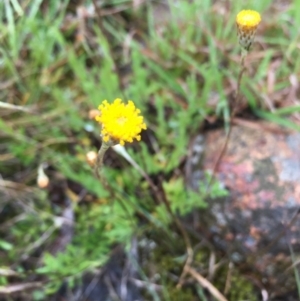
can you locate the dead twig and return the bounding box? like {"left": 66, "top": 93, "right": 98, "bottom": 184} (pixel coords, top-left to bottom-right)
{"left": 186, "top": 266, "right": 229, "bottom": 301}
{"left": 0, "top": 282, "right": 43, "bottom": 294}
{"left": 0, "top": 101, "right": 33, "bottom": 112}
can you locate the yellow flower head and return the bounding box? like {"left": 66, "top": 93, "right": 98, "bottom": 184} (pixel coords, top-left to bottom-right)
{"left": 236, "top": 10, "right": 261, "bottom": 51}
{"left": 95, "top": 98, "right": 147, "bottom": 146}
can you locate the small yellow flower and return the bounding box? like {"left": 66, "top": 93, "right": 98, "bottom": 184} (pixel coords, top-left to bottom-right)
{"left": 95, "top": 98, "right": 147, "bottom": 146}
{"left": 236, "top": 10, "right": 261, "bottom": 51}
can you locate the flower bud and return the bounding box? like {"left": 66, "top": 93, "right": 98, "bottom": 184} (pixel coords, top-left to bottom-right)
{"left": 236, "top": 10, "right": 261, "bottom": 51}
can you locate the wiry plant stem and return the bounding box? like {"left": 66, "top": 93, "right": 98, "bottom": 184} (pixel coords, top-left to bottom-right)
{"left": 159, "top": 192, "right": 193, "bottom": 288}
{"left": 94, "top": 142, "right": 111, "bottom": 179}
{"left": 234, "top": 48, "right": 247, "bottom": 114}
{"left": 206, "top": 49, "right": 248, "bottom": 194}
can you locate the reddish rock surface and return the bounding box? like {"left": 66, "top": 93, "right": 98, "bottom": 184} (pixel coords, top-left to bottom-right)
{"left": 189, "top": 124, "right": 300, "bottom": 296}
{"left": 204, "top": 125, "right": 300, "bottom": 210}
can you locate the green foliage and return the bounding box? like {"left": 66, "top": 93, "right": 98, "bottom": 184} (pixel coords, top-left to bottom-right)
{"left": 35, "top": 199, "right": 136, "bottom": 293}
{"left": 0, "top": 240, "right": 13, "bottom": 251}
{"left": 37, "top": 246, "right": 106, "bottom": 293}
{"left": 165, "top": 178, "right": 207, "bottom": 216}
{"left": 1, "top": 0, "right": 298, "bottom": 299}
{"left": 154, "top": 174, "right": 227, "bottom": 224}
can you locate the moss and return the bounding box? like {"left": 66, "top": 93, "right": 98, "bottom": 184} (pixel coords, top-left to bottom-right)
{"left": 167, "top": 286, "right": 195, "bottom": 301}
{"left": 225, "top": 272, "right": 257, "bottom": 301}
{"left": 149, "top": 236, "right": 258, "bottom": 300}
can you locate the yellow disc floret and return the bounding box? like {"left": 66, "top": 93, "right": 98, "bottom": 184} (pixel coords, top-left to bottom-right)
{"left": 236, "top": 10, "right": 261, "bottom": 29}
{"left": 236, "top": 10, "right": 261, "bottom": 50}
{"left": 95, "top": 98, "right": 147, "bottom": 146}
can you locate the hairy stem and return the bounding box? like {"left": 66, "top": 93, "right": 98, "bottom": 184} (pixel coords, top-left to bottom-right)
{"left": 206, "top": 49, "right": 248, "bottom": 194}
{"left": 94, "top": 142, "right": 111, "bottom": 179}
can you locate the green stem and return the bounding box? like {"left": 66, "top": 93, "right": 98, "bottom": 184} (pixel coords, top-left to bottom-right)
{"left": 94, "top": 142, "right": 111, "bottom": 178}
{"left": 234, "top": 48, "right": 248, "bottom": 114}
